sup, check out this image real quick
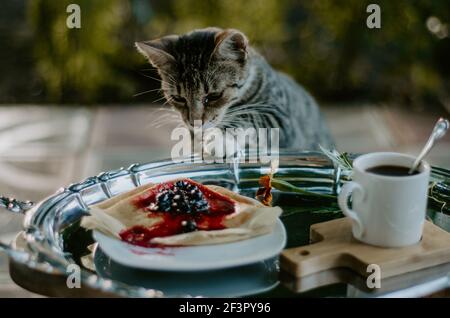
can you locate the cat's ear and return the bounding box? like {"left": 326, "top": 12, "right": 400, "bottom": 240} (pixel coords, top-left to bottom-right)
{"left": 213, "top": 29, "right": 248, "bottom": 63}
{"left": 135, "top": 35, "right": 178, "bottom": 69}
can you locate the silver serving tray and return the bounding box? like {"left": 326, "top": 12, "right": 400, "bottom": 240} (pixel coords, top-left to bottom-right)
{"left": 1, "top": 151, "right": 450, "bottom": 297}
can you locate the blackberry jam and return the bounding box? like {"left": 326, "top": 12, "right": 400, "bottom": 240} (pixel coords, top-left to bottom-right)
{"left": 120, "top": 179, "right": 236, "bottom": 247}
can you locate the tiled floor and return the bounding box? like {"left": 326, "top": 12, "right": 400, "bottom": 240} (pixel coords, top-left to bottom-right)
{"left": 0, "top": 104, "right": 448, "bottom": 297}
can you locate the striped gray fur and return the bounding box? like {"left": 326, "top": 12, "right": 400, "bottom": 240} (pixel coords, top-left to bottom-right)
{"left": 136, "top": 28, "right": 334, "bottom": 150}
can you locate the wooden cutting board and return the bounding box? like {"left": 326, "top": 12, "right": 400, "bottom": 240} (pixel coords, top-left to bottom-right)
{"left": 280, "top": 217, "right": 450, "bottom": 279}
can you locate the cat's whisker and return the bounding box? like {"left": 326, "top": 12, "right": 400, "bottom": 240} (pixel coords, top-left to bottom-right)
{"left": 151, "top": 95, "right": 171, "bottom": 105}
{"left": 162, "top": 97, "right": 178, "bottom": 107}
{"left": 150, "top": 115, "right": 181, "bottom": 129}
{"left": 133, "top": 87, "right": 165, "bottom": 97}
{"left": 138, "top": 73, "right": 163, "bottom": 82}
{"left": 137, "top": 72, "right": 177, "bottom": 94}
{"left": 155, "top": 113, "right": 177, "bottom": 121}
{"left": 156, "top": 68, "right": 178, "bottom": 84}
{"left": 152, "top": 106, "right": 174, "bottom": 114}
{"left": 151, "top": 107, "right": 178, "bottom": 117}
{"left": 154, "top": 121, "right": 176, "bottom": 129}
{"left": 139, "top": 70, "right": 177, "bottom": 85}
{"left": 148, "top": 112, "right": 176, "bottom": 124}
{"left": 162, "top": 99, "right": 174, "bottom": 106}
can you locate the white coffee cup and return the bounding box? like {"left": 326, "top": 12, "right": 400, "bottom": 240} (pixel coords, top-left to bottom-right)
{"left": 338, "top": 152, "right": 430, "bottom": 247}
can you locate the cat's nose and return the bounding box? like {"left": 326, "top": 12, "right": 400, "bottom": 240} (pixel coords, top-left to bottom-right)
{"left": 188, "top": 112, "right": 203, "bottom": 127}
{"left": 188, "top": 103, "right": 204, "bottom": 126}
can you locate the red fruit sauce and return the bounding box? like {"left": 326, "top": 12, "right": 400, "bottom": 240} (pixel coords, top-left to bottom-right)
{"left": 119, "top": 179, "right": 236, "bottom": 247}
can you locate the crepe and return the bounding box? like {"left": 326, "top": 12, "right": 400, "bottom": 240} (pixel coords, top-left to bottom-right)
{"left": 81, "top": 178, "right": 282, "bottom": 246}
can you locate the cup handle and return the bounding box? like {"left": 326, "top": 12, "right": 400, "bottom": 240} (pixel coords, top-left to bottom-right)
{"left": 338, "top": 181, "right": 365, "bottom": 238}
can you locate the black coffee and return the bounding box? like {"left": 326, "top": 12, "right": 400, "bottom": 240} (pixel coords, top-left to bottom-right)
{"left": 365, "top": 165, "right": 419, "bottom": 176}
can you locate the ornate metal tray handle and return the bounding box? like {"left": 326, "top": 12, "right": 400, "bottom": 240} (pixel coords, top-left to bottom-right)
{"left": 0, "top": 196, "right": 34, "bottom": 214}
{"left": 0, "top": 196, "right": 36, "bottom": 266}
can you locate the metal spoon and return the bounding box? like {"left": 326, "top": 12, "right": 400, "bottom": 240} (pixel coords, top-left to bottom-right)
{"left": 409, "top": 117, "right": 449, "bottom": 174}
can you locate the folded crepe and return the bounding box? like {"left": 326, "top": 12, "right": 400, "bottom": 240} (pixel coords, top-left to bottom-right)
{"left": 81, "top": 178, "right": 282, "bottom": 247}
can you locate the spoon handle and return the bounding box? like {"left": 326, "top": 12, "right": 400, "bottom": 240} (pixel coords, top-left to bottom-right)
{"left": 409, "top": 117, "right": 449, "bottom": 174}
{"left": 408, "top": 137, "right": 435, "bottom": 174}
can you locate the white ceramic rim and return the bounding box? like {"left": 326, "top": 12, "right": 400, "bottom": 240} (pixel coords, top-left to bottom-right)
{"left": 352, "top": 152, "right": 431, "bottom": 181}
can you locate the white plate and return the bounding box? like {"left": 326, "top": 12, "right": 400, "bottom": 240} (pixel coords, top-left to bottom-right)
{"left": 94, "top": 219, "right": 286, "bottom": 271}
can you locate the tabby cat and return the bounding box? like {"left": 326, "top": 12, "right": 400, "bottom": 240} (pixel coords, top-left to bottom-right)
{"left": 136, "top": 27, "right": 333, "bottom": 150}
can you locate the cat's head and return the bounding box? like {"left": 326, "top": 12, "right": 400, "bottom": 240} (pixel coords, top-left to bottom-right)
{"left": 136, "top": 28, "right": 249, "bottom": 129}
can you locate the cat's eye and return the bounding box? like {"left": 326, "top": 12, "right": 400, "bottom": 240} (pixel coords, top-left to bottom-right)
{"left": 203, "top": 92, "right": 223, "bottom": 105}
{"left": 171, "top": 95, "right": 186, "bottom": 104}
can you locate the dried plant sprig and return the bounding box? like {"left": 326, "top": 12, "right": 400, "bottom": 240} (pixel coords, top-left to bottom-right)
{"left": 429, "top": 182, "right": 449, "bottom": 213}
{"left": 255, "top": 147, "right": 449, "bottom": 216}
{"left": 319, "top": 145, "right": 353, "bottom": 171}
{"left": 256, "top": 170, "right": 338, "bottom": 208}
{"left": 270, "top": 178, "right": 336, "bottom": 200}
{"left": 256, "top": 175, "right": 273, "bottom": 206}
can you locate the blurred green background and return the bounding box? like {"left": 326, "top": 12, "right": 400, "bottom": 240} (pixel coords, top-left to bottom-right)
{"left": 0, "top": 0, "right": 449, "bottom": 112}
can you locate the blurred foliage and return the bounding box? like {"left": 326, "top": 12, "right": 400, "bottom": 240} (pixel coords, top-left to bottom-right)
{"left": 27, "top": 0, "right": 138, "bottom": 103}
{"left": 0, "top": 0, "right": 449, "bottom": 109}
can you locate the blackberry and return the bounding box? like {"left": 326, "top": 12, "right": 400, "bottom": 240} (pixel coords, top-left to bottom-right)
{"left": 155, "top": 192, "right": 174, "bottom": 212}
{"left": 181, "top": 220, "right": 198, "bottom": 233}
{"left": 151, "top": 181, "right": 210, "bottom": 214}
{"left": 192, "top": 199, "right": 209, "bottom": 213}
